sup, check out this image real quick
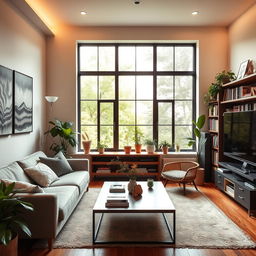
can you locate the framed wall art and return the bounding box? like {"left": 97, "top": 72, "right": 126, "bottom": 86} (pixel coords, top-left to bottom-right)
{"left": 14, "top": 71, "right": 33, "bottom": 134}
{"left": 0, "top": 65, "right": 13, "bottom": 136}
{"left": 237, "top": 60, "right": 249, "bottom": 80}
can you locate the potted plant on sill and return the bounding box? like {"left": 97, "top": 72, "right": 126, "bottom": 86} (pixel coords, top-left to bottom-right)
{"left": 81, "top": 131, "right": 91, "bottom": 154}
{"left": 45, "top": 119, "right": 77, "bottom": 157}
{"left": 144, "top": 139, "right": 156, "bottom": 154}
{"left": 124, "top": 134, "right": 132, "bottom": 154}
{"left": 97, "top": 142, "right": 107, "bottom": 154}
{"left": 134, "top": 127, "right": 144, "bottom": 153}
{"left": 159, "top": 140, "right": 172, "bottom": 154}
{"left": 0, "top": 182, "right": 33, "bottom": 256}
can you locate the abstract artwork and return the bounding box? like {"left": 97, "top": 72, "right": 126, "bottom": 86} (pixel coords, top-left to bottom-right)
{"left": 14, "top": 71, "right": 33, "bottom": 133}
{"left": 0, "top": 65, "right": 13, "bottom": 136}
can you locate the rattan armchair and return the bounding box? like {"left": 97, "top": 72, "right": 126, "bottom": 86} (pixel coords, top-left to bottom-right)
{"left": 161, "top": 161, "right": 199, "bottom": 195}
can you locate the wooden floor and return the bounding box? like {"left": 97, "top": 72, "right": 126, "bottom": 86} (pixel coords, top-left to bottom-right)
{"left": 20, "top": 182, "right": 256, "bottom": 256}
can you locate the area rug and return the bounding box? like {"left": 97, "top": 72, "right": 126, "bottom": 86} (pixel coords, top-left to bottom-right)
{"left": 49, "top": 187, "right": 256, "bottom": 248}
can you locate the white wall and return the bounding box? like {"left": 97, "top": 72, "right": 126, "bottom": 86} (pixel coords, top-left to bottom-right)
{"left": 0, "top": 0, "right": 46, "bottom": 167}
{"left": 229, "top": 4, "right": 256, "bottom": 73}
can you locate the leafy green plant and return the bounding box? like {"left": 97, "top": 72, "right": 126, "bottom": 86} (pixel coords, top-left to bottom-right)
{"left": 45, "top": 119, "right": 77, "bottom": 156}
{"left": 144, "top": 139, "right": 156, "bottom": 146}
{"left": 0, "top": 182, "right": 33, "bottom": 245}
{"left": 159, "top": 140, "right": 172, "bottom": 148}
{"left": 97, "top": 142, "right": 107, "bottom": 149}
{"left": 134, "top": 127, "right": 144, "bottom": 145}
{"left": 208, "top": 83, "right": 221, "bottom": 100}
{"left": 215, "top": 70, "right": 236, "bottom": 84}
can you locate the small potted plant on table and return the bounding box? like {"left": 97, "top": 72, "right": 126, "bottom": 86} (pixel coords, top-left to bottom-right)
{"left": 97, "top": 142, "right": 107, "bottom": 154}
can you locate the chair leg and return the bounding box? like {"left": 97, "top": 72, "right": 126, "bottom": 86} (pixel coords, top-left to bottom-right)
{"left": 183, "top": 183, "right": 186, "bottom": 195}
{"left": 164, "top": 179, "right": 168, "bottom": 187}
{"left": 48, "top": 238, "right": 53, "bottom": 250}
{"left": 193, "top": 181, "right": 198, "bottom": 191}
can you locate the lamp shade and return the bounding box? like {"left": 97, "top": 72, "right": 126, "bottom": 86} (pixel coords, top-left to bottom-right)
{"left": 45, "top": 96, "right": 58, "bottom": 103}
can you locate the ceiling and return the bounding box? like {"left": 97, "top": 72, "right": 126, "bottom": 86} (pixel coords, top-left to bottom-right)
{"left": 25, "top": 0, "right": 256, "bottom": 27}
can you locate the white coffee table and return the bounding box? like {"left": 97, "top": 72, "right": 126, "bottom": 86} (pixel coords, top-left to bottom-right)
{"left": 92, "top": 181, "right": 176, "bottom": 244}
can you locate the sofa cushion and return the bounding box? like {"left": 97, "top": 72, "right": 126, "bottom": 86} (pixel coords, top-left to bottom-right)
{"left": 0, "top": 162, "right": 32, "bottom": 183}
{"left": 50, "top": 171, "right": 89, "bottom": 194}
{"left": 17, "top": 151, "right": 47, "bottom": 169}
{"left": 24, "top": 163, "right": 59, "bottom": 187}
{"left": 43, "top": 185, "right": 79, "bottom": 221}
{"left": 1, "top": 179, "right": 44, "bottom": 193}
{"left": 39, "top": 151, "right": 72, "bottom": 177}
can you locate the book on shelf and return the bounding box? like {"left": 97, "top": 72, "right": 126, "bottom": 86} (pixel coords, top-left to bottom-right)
{"left": 109, "top": 184, "right": 126, "bottom": 193}
{"left": 209, "top": 119, "right": 218, "bottom": 131}
{"left": 135, "top": 168, "right": 148, "bottom": 174}
{"left": 212, "top": 134, "right": 218, "bottom": 148}
{"left": 96, "top": 168, "right": 111, "bottom": 173}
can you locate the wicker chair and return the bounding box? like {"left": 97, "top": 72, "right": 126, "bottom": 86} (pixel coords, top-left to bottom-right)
{"left": 161, "top": 161, "right": 200, "bottom": 195}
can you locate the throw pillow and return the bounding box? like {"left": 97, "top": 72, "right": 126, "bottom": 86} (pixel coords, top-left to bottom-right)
{"left": 24, "top": 163, "right": 59, "bottom": 187}
{"left": 1, "top": 179, "right": 44, "bottom": 193}
{"left": 39, "top": 151, "right": 73, "bottom": 177}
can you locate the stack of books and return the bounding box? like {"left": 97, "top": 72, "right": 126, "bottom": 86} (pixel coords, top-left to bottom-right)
{"left": 109, "top": 184, "right": 126, "bottom": 193}
{"left": 96, "top": 167, "right": 111, "bottom": 173}
{"left": 105, "top": 195, "right": 129, "bottom": 208}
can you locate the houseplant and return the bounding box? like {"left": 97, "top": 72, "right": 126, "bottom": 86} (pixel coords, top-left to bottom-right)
{"left": 124, "top": 134, "right": 132, "bottom": 154}
{"left": 144, "top": 139, "right": 156, "bottom": 154}
{"left": 159, "top": 140, "right": 172, "bottom": 154}
{"left": 0, "top": 182, "right": 33, "bottom": 256}
{"left": 45, "top": 119, "right": 77, "bottom": 157}
{"left": 81, "top": 131, "right": 91, "bottom": 154}
{"left": 134, "top": 127, "right": 144, "bottom": 153}
{"left": 97, "top": 142, "right": 107, "bottom": 154}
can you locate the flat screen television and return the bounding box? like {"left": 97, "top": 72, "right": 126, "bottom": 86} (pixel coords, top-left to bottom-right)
{"left": 223, "top": 110, "right": 256, "bottom": 166}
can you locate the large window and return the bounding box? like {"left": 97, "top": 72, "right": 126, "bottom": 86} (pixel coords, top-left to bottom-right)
{"left": 78, "top": 43, "right": 196, "bottom": 151}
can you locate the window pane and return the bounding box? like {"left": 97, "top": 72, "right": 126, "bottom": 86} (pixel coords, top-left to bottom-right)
{"left": 138, "top": 126, "right": 153, "bottom": 144}
{"left": 175, "top": 101, "right": 192, "bottom": 125}
{"left": 119, "top": 47, "right": 135, "bottom": 71}
{"left": 157, "top": 47, "right": 174, "bottom": 71}
{"left": 80, "top": 46, "right": 97, "bottom": 71}
{"left": 80, "top": 76, "right": 97, "bottom": 100}
{"left": 136, "top": 76, "right": 153, "bottom": 100}
{"left": 81, "top": 101, "right": 97, "bottom": 125}
{"left": 100, "top": 103, "right": 113, "bottom": 125}
{"left": 175, "top": 125, "right": 192, "bottom": 149}
{"left": 175, "top": 76, "right": 193, "bottom": 99}
{"left": 119, "top": 126, "right": 135, "bottom": 148}
{"left": 81, "top": 126, "right": 97, "bottom": 149}
{"left": 119, "top": 76, "right": 135, "bottom": 99}
{"left": 137, "top": 101, "right": 153, "bottom": 125}
{"left": 158, "top": 126, "right": 172, "bottom": 146}
{"left": 119, "top": 101, "right": 135, "bottom": 124}
{"left": 100, "top": 126, "right": 113, "bottom": 148}
{"left": 157, "top": 76, "right": 173, "bottom": 99}
{"left": 136, "top": 47, "right": 153, "bottom": 71}
{"left": 99, "top": 76, "right": 115, "bottom": 99}
{"left": 158, "top": 103, "right": 172, "bottom": 124}
{"left": 175, "top": 47, "right": 193, "bottom": 71}
{"left": 99, "top": 47, "right": 115, "bottom": 71}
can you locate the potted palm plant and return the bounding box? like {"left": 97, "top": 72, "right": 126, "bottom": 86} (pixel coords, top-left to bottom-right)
{"left": 159, "top": 140, "right": 172, "bottom": 154}
{"left": 45, "top": 119, "right": 77, "bottom": 157}
{"left": 0, "top": 182, "right": 33, "bottom": 256}
{"left": 134, "top": 127, "right": 144, "bottom": 153}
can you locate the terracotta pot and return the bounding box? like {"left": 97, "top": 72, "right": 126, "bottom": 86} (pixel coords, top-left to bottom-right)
{"left": 124, "top": 146, "right": 132, "bottom": 154}
{"left": 0, "top": 235, "right": 18, "bottom": 256}
{"left": 82, "top": 140, "right": 91, "bottom": 154}
{"left": 98, "top": 147, "right": 105, "bottom": 154}
{"left": 146, "top": 145, "right": 155, "bottom": 154}
{"left": 195, "top": 167, "right": 205, "bottom": 186}
{"left": 162, "top": 146, "right": 169, "bottom": 154}
{"left": 135, "top": 144, "right": 142, "bottom": 153}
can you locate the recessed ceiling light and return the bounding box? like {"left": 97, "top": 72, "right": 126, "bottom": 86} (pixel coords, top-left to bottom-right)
{"left": 192, "top": 11, "right": 199, "bottom": 16}
{"left": 80, "top": 11, "right": 87, "bottom": 15}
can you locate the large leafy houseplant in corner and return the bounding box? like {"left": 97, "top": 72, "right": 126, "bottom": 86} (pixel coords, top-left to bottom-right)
{"left": 45, "top": 119, "right": 77, "bottom": 156}
{"left": 0, "top": 182, "right": 33, "bottom": 256}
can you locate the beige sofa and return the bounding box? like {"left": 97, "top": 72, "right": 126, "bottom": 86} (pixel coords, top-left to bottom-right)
{"left": 0, "top": 151, "right": 89, "bottom": 249}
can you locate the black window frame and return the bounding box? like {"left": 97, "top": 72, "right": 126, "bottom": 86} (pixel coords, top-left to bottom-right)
{"left": 77, "top": 42, "right": 197, "bottom": 152}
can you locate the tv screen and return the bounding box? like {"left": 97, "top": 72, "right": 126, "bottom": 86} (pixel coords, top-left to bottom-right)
{"left": 223, "top": 111, "right": 256, "bottom": 165}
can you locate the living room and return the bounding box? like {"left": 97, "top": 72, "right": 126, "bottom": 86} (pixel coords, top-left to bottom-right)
{"left": 0, "top": 0, "right": 256, "bottom": 255}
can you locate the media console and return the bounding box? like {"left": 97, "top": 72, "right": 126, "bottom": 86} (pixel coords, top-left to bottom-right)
{"left": 215, "top": 162, "right": 256, "bottom": 216}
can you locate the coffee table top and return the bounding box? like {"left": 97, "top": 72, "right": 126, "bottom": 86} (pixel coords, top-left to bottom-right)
{"left": 93, "top": 181, "right": 175, "bottom": 213}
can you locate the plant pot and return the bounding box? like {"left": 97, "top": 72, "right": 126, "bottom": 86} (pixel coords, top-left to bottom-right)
{"left": 98, "top": 147, "right": 105, "bottom": 154}
{"left": 82, "top": 140, "right": 91, "bottom": 154}
{"left": 146, "top": 145, "right": 155, "bottom": 154}
{"left": 124, "top": 146, "right": 132, "bottom": 154}
{"left": 128, "top": 179, "right": 137, "bottom": 194}
{"left": 162, "top": 146, "right": 169, "bottom": 154}
{"left": 195, "top": 167, "right": 205, "bottom": 186}
{"left": 135, "top": 144, "right": 142, "bottom": 153}
{"left": 0, "top": 235, "right": 18, "bottom": 256}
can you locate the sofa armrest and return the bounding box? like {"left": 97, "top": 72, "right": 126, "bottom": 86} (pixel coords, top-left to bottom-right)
{"left": 67, "top": 158, "right": 89, "bottom": 172}
{"left": 18, "top": 193, "right": 58, "bottom": 239}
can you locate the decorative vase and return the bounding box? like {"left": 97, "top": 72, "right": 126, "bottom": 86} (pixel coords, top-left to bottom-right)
{"left": 135, "top": 144, "right": 142, "bottom": 153}
{"left": 146, "top": 145, "right": 155, "bottom": 154}
{"left": 0, "top": 235, "right": 18, "bottom": 256}
{"left": 147, "top": 178, "right": 154, "bottom": 189}
{"left": 124, "top": 146, "right": 132, "bottom": 154}
{"left": 82, "top": 140, "right": 91, "bottom": 154}
{"left": 162, "top": 146, "right": 169, "bottom": 154}
{"left": 175, "top": 144, "right": 180, "bottom": 152}
{"left": 98, "top": 147, "right": 105, "bottom": 154}
{"left": 128, "top": 179, "right": 137, "bottom": 194}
